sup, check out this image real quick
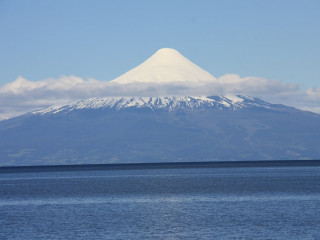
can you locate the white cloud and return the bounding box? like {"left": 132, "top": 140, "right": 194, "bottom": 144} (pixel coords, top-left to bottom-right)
{"left": 306, "top": 87, "right": 320, "bottom": 100}
{"left": 0, "top": 74, "right": 319, "bottom": 120}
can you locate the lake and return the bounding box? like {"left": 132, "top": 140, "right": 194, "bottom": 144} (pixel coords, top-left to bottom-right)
{"left": 0, "top": 166, "right": 319, "bottom": 239}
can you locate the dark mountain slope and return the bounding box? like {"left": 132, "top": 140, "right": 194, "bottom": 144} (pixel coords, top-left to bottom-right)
{"left": 0, "top": 96, "right": 319, "bottom": 166}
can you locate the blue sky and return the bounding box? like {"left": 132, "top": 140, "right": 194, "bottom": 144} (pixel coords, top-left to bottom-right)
{"left": 1, "top": 0, "right": 319, "bottom": 88}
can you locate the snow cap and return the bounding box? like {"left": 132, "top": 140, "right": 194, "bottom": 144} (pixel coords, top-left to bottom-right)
{"left": 112, "top": 48, "right": 216, "bottom": 84}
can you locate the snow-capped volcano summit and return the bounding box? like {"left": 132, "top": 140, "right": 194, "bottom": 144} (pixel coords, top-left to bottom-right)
{"left": 112, "top": 48, "right": 216, "bottom": 84}
{"left": 1, "top": 48, "right": 320, "bottom": 166}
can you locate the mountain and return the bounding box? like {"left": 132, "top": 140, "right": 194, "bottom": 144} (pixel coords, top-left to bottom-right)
{"left": 1, "top": 48, "right": 320, "bottom": 166}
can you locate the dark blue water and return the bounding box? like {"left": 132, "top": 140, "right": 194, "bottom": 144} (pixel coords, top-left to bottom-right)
{"left": 0, "top": 167, "right": 319, "bottom": 239}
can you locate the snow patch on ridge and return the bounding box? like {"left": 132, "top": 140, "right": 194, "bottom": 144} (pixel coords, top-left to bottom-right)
{"left": 225, "top": 95, "right": 244, "bottom": 103}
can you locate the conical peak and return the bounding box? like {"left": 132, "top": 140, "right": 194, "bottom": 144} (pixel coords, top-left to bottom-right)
{"left": 152, "top": 48, "right": 182, "bottom": 58}
{"left": 154, "top": 48, "right": 180, "bottom": 54}
{"left": 112, "top": 48, "right": 216, "bottom": 84}
{"left": 144, "top": 48, "right": 191, "bottom": 67}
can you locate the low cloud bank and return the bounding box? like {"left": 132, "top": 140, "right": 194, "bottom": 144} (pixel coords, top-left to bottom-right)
{"left": 0, "top": 74, "right": 319, "bottom": 120}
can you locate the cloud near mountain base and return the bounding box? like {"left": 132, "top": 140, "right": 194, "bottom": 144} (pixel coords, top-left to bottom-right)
{"left": 0, "top": 74, "right": 319, "bottom": 120}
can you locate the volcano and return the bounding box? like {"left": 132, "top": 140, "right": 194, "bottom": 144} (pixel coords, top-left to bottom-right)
{"left": 1, "top": 48, "right": 320, "bottom": 166}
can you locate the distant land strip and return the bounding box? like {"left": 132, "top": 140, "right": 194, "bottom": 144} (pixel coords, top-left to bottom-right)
{"left": 0, "top": 160, "right": 320, "bottom": 174}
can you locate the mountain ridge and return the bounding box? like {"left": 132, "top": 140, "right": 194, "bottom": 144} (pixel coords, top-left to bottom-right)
{"left": 31, "top": 95, "right": 300, "bottom": 116}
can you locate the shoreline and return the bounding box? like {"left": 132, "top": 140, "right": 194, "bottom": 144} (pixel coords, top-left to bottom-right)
{"left": 0, "top": 160, "right": 320, "bottom": 174}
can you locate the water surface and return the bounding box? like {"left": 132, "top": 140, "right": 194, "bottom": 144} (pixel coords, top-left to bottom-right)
{"left": 1, "top": 166, "right": 319, "bottom": 239}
